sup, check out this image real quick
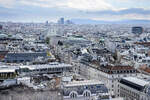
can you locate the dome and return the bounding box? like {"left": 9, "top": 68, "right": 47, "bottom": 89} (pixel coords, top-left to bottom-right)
{"left": 12, "top": 34, "right": 23, "bottom": 40}
{"left": 0, "top": 34, "right": 8, "bottom": 39}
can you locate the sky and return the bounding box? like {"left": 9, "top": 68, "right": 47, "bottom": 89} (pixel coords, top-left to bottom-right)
{"left": 0, "top": 0, "right": 150, "bottom": 22}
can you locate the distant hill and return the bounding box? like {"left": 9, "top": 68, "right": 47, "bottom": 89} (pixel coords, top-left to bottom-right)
{"left": 71, "top": 19, "right": 150, "bottom": 24}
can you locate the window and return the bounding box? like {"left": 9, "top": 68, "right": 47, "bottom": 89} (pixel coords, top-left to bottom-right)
{"left": 83, "top": 91, "right": 91, "bottom": 97}
{"left": 70, "top": 92, "right": 77, "bottom": 98}
{"left": 48, "top": 68, "right": 51, "bottom": 71}
{"left": 112, "top": 85, "right": 114, "bottom": 88}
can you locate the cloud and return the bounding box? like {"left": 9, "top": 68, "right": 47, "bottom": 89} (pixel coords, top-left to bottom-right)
{"left": 88, "top": 8, "right": 150, "bottom": 15}
{"left": 0, "top": 0, "right": 150, "bottom": 22}
{"left": 19, "top": 0, "right": 113, "bottom": 11}
{"left": 0, "top": 0, "right": 150, "bottom": 11}
{"left": 19, "top": 0, "right": 68, "bottom": 8}
{"left": 0, "top": 0, "right": 16, "bottom": 8}
{"left": 0, "top": 6, "right": 150, "bottom": 22}
{"left": 107, "top": 0, "right": 150, "bottom": 10}
{"left": 67, "top": 0, "right": 113, "bottom": 11}
{"left": 92, "top": 14, "right": 150, "bottom": 21}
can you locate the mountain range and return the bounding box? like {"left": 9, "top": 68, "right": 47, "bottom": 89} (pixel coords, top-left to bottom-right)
{"left": 71, "top": 19, "right": 150, "bottom": 24}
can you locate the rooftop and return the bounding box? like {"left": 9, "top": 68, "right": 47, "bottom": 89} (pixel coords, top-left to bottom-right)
{"left": 0, "top": 66, "right": 19, "bottom": 73}
{"left": 104, "top": 65, "right": 134, "bottom": 70}
{"left": 0, "top": 69, "right": 16, "bottom": 73}
{"left": 20, "top": 62, "right": 72, "bottom": 70}
{"left": 98, "top": 65, "right": 138, "bottom": 74}
{"left": 63, "top": 80, "right": 103, "bottom": 87}
{"left": 123, "top": 77, "right": 149, "bottom": 87}
{"left": 134, "top": 42, "right": 150, "bottom": 46}
{"left": 139, "top": 65, "right": 150, "bottom": 74}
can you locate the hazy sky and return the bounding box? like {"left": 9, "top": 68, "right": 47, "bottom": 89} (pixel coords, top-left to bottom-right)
{"left": 0, "top": 0, "right": 150, "bottom": 22}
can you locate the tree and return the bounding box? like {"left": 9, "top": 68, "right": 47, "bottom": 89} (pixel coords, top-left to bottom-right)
{"left": 45, "top": 37, "right": 50, "bottom": 44}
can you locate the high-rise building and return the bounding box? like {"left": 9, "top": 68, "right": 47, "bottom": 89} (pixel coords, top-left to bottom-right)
{"left": 60, "top": 18, "right": 64, "bottom": 24}
{"left": 132, "top": 26, "right": 143, "bottom": 34}
{"left": 58, "top": 18, "right": 64, "bottom": 24}
{"left": 65, "top": 20, "right": 73, "bottom": 24}
{"left": 0, "top": 25, "right": 2, "bottom": 30}
{"left": 45, "top": 21, "right": 48, "bottom": 26}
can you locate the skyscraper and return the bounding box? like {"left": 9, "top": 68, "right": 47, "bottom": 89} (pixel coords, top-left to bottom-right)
{"left": 132, "top": 26, "right": 143, "bottom": 34}
{"left": 65, "top": 20, "right": 73, "bottom": 24}
{"left": 60, "top": 18, "right": 64, "bottom": 24}
{"left": 0, "top": 25, "right": 2, "bottom": 30}
{"left": 58, "top": 17, "right": 64, "bottom": 24}
{"left": 45, "top": 21, "right": 48, "bottom": 26}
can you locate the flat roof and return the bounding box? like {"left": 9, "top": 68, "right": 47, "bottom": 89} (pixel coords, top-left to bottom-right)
{"left": 64, "top": 80, "right": 103, "bottom": 87}
{"left": 123, "top": 77, "right": 149, "bottom": 87}
{"left": 0, "top": 69, "right": 16, "bottom": 73}
{"left": 0, "top": 65, "right": 19, "bottom": 73}
{"left": 111, "top": 97, "right": 124, "bottom": 100}
{"left": 20, "top": 63, "right": 72, "bottom": 70}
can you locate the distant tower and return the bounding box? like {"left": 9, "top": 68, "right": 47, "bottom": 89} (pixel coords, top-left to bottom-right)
{"left": 60, "top": 18, "right": 64, "bottom": 24}
{"left": 132, "top": 26, "right": 143, "bottom": 34}
{"left": 45, "top": 21, "right": 48, "bottom": 26}
{"left": 0, "top": 25, "right": 2, "bottom": 30}
{"left": 58, "top": 18, "right": 64, "bottom": 24}
{"left": 65, "top": 20, "right": 73, "bottom": 24}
